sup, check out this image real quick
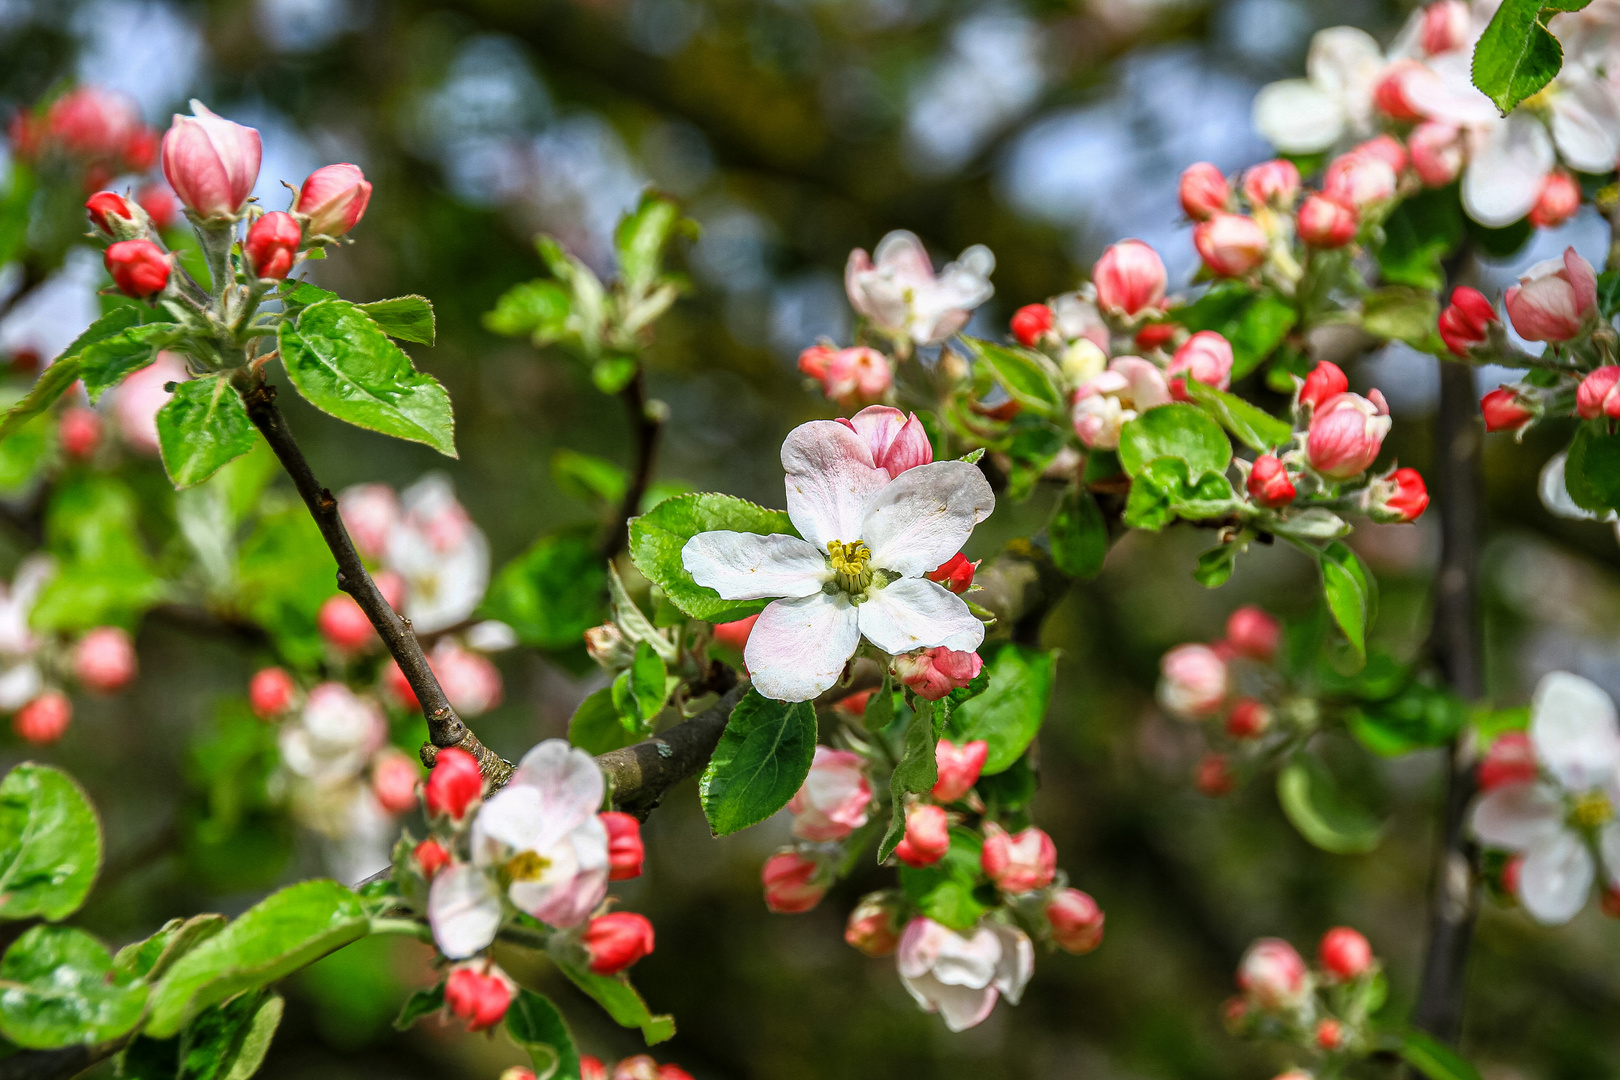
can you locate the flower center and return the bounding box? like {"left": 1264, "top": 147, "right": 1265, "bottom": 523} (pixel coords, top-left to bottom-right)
{"left": 505, "top": 850, "right": 552, "bottom": 881}
{"left": 1570, "top": 791, "right": 1615, "bottom": 830}
{"left": 827, "top": 540, "right": 873, "bottom": 593}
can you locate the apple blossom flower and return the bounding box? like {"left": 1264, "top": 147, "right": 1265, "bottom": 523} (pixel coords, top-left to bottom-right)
{"left": 682, "top": 420, "right": 993, "bottom": 701}
{"left": 1531, "top": 170, "right": 1583, "bottom": 228}
{"left": 1092, "top": 240, "right": 1167, "bottom": 316}
{"left": 161, "top": 101, "right": 262, "bottom": 219}
{"left": 845, "top": 231, "right": 995, "bottom": 346}
{"left": 250, "top": 667, "right": 297, "bottom": 720}
{"left": 0, "top": 557, "right": 51, "bottom": 715}
{"left": 601, "top": 811, "right": 644, "bottom": 880}
{"left": 1226, "top": 606, "right": 1281, "bottom": 662}
{"left": 386, "top": 475, "right": 490, "bottom": 634}
{"left": 430, "top": 639, "right": 503, "bottom": 717}
{"left": 1437, "top": 286, "right": 1499, "bottom": 357}
{"left": 371, "top": 750, "right": 421, "bottom": 815}
{"left": 1480, "top": 732, "right": 1538, "bottom": 791}
{"left": 1247, "top": 454, "right": 1297, "bottom": 508}
{"left": 788, "top": 746, "right": 873, "bottom": 841}
{"left": 583, "top": 912, "right": 655, "bottom": 974}
{"left": 981, "top": 825, "right": 1057, "bottom": 893}
{"left": 1578, "top": 366, "right": 1620, "bottom": 420}
{"left": 58, "top": 408, "right": 102, "bottom": 459}
{"left": 1046, "top": 888, "right": 1105, "bottom": 954}
{"left": 1158, "top": 643, "right": 1228, "bottom": 719}
{"left": 897, "top": 917, "right": 1032, "bottom": 1032}
{"left": 1374, "top": 59, "right": 1428, "bottom": 121}
{"left": 1322, "top": 151, "right": 1396, "bottom": 208}
{"left": 244, "top": 211, "right": 301, "bottom": 280}
{"left": 1252, "top": 26, "right": 1384, "bottom": 153}
{"left": 14, "top": 692, "right": 70, "bottom": 745}
{"left": 1237, "top": 937, "right": 1310, "bottom": 1008}
{"left": 338, "top": 483, "right": 400, "bottom": 561}
{"left": 1409, "top": 122, "right": 1465, "bottom": 186}
{"left": 1227, "top": 698, "right": 1272, "bottom": 739}
{"left": 280, "top": 683, "right": 387, "bottom": 788}
{"left": 1242, "top": 159, "right": 1301, "bottom": 208}
{"left": 894, "top": 804, "right": 950, "bottom": 868}
{"left": 1306, "top": 390, "right": 1391, "bottom": 479}
{"left": 1296, "top": 194, "right": 1358, "bottom": 248}
{"left": 893, "top": 647, "right": 983, "bottom": 701}
{"left": 762, "top": 850, "right": 826, "bottom": 913}
{"left": 104, "top": 239, "right": 170, "bottom": 298}
{"left": 444, "top": 963, "right": 514, "bottom": 1031}
{"left": 845, "top": 894, "right": 903, "bottom": 956}
{"left": 112, "top": 351, "right": 189, "bottom": 455}
{"left": 933, "top": 738, "right": 989, "bottom": 802}
{"left": 1369, "top": 466, "right": 1430, "bottom": 523}
{"left": 1193, "top": 213, "right": 1267, "bottom": 277}
{"left": 1297, "top": 360, "right": 1348, "bottom": 412}
{"left": 1010, "top": 303, "right": 1055, "bottom": 347}
{"left": 1167, "top": 331, "right": 1233, "bottom": 399}
{"left": 925, "top": 552, "right": 977, "bottom": 594}
{"left": 296, "top": 163, "right": 373, "bottom": 237}
{"left": 1318, "top": 926, "right": 1373, "bottom": 979}
{"left": 1179, "top": 162, "right": 1230, "bottom": 220}
{"left": 839, "top": 405, "right": 933, "bottom": 479}
{"left": 1504, "top": 247, "right": 1597, "bottom": 342}
{"left": 1071, "top": 357, "right": 1172, "bottom": 450}
{"left": 1471, "top": 671, "right": 1620, "bottom": 924}
{"left": 425, "top": 746, "right": 484, "bottom": 820}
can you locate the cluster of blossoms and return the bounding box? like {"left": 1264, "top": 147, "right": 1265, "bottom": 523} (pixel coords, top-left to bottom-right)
{"left": 503, "top": 1055, "right": 692, "bottom": 1080}
{"left": 1225, "top": 927, "right": 1386, "bottom": 1076}
{"left": 761, "top": 734, "right": 1103, "bottom": 1032}
{"left": 8, "top": 85, "right": 170, "bottom": 207}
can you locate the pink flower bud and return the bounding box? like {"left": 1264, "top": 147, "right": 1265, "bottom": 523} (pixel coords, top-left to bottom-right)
{"left": 1246, "top": 454, "right": 1297, "bottom": 508}
{"left": 1409, "top": 122, "right": 1464, "bottom": 187}
{"left": 444, "top": 964, "right": 514, "bottom": 1032}
{"left": 1437, "top": 286, "right": 1499, "bottom": 356}
{"left": 834, "top": 689, "right": 875, "bottom": 719}
{"left": 1306, "top": 391, "right": 1391, "bottom": 479}
{"left": 814, "top": 346, "right": 892, "bottom": 406}
{"left": 1421, "top": 0, "right": 1471, "bottom": 53}
{"left": 840, "top": 405, "right": 933, "bottom": 477}
{"left": 1504, "top": 246, "right": 1597, "bottom": 342}
{"left": 601, "top": 811, "right": 645, "bottom": 881}
{"left": 424, "top": 746, "right": 483, "bottom": 819}
{"left": 1373, "top": 60, "right": 1427, "bottom": 122}
{"left": 1226, "top": 606, "right": 1280, "bottom": 662}
{"left": 1481, "top": 387, "right": 1535, "bottom": 434}
{"left": 1323, "top": 151, "right": 1397, "bottom": 208}
{"left": 1193, "top": 213, "right": 1267, "bottom": 277}
{"left": 58, "top": 408, "right": 102, "bottom": 459}
{"left": 414, "top": 837, "right": 451, "bottom": 879}
{"left": 1318, "top": 926, "right": 1373, "bottom": 980}
{"left": 1316, "top": 1018, "right": 1347, "bottom": 1050}
{"left": 244, "top": 211, "right": 301, "bottom": 280}
{"left": 85, "top": 191, "right": 137, "bottom": 237}
{"left": 72, "top": 626, "right": 136, "bottom": 694}
{"left": 431, "top": 641, "right": 502, "bottom": 717}
{"left": 1530, "top": 170, "right": 1582, "bottom": 229}
{"left": 893, "top": 647, "right": 983, "bottom": 701}
{"left": 136, "top": 184, "right": 178, "bottom": 231}
{"left": 925, "top": 552, "right": 978, "bottom": 594}
{"left": 980, "top": 825, "right": 1057, "bottom": 893}
{"left": 249, "top": 666, "right": 296, "bottom": 720}
{"left": 709, "top": 613, "right": 758, "bottom": 651}
{"left": 1167, "top": 330, "right": 1234, "bottom": 399}
{"left": 1356, "top": 134, "right": 1409, "bottom": 175}
{"left": 583, "top": 912, "right": 656, "bottom": 975}
{"left": 580, "top": 1058, "right": 608, "bottom": 1080}
{"left": 1374, "top": 467, "right": 1429, "bottom": 523}
{"left": 1046, "top": 888, "right": 1105, "bottom": 954}
{"left": 104, "top": 239, "right": 170, "bottom": 298}
{"left": 1578, "top": 366, "right": 1620, "bottom": 419}
{"left": 1179, "top": 162, "right": 1230, "bottom": 221}
{"left": 43, "top": 87, "right": 150, "bottom": 166}
{"left": 1241, "top": 159, "right": 1301, "bottom": 208}
{"left": 1298, "top": 360, "right": 1348, "bottom": 412}
{"left": 797, "top": 344, "right": 834, "bottom": 380}
{"left": 1093, "top": 240, "right": 1166, "bottom": 316}
{"left": 1010, "top": 303, "right": 1055, "bottom": 347}
{"left": 372, "top": 749, "right": 421, "bottom": 815}
{"left": 1238, "top": 937, "right": 1309, "bottom": 1007}
{"left": 762, "top": 850, "right": 826, "bottom": 913}
{"left": 893, "top": 804, "right": 951, "bottom": 868}
{"left": 296, "top": 163, "right": 373, "bottom": 237}
{"left": 1478, "top": 731, "right": 1537, "bottom": 790}
{"left": 1297, "top": 194, "right": 1358, "bottom": 248}
{"left": 1158, "top": 643, "right": 1228, "bottom": 719}
{"left": 1135, "top": 323, "right": 1180, "bottom": 352}
{"left": 1225, "top": 698, "right": 1272, "bottom": 739}
{"left": 845, "top": 894, "right": 903, "bottom": 957}
{"left": 1196, "top": 752, "right": 1234, "bottom": 796}
{"left": 788, "top": 747, "right": 872, "bottom": 841}
{"left": 318, "top": 593, "right": 375, "bottom": 650}
{"left": 160, "top": 102, "right": 261, "bottom": 219}
{"left": 932, "top": 738, "right": 989, "bottom": 802}
{"left": 14, "top": 691, "right": 71, "bottom": 745}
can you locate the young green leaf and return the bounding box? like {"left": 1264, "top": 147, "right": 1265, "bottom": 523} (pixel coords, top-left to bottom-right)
{"left": 392, "top": 982, "right": 445, "bottom": 1031}
{"left": 1471, "top": 0, "right": 1571, "bottom": 114}
{"left": 958, "top": 337, "right": 1065, "bottom": 416}
{"left": 178, "top": 990, "right": 285, "bottom": 1080}
{"left": 1049, "top": 485, "right": 1108, "bottom": 578}
{"left": 1562, "top": 424, "right": 1620, "bottom": 511}
{"left": 505, "top": 988, "right": 583, "bottom": 1080}
{"left": 623, "top": 641, "right": 668, "bottom": 723}
{"left": 485, "top": 280, "right": 572, "bottom": 343}
{"left": 552, "top": 449, "right": 628, "bottom": 506}
{"left": 571, "top": 687, "right": 638, "bottom": 755}
{"left": 0, "top": 358, "right": 82, "bottom": 443}
{"left": 615, "top": 192, "right": 689, "bottom": 296}
{"left": 0, "top": 762, "right": 103, "bottom": 922}
{"left": 699, "top": 689, "right": 818, "bottom": 836}
{"left": 879, "top": 702, "right": 940, "bottom": 861}
{"left": 356, "top": 295, "right": 435, "bottom": 345}
{"left": 0, "top": 925, "right": 148, "bottom": 1048}
{"left": 157, "top": 376, "right": 260, "bottom": 488}
{"left": 1194, "top": 541, "right": 1241, "bottom": 588}
{"left": 1276, "top": 753, "right": 1386, "bottom": 854}
{"left": 1320, "top": 541, "right": 1376, "bottom": 663}
{"left": 114, "top": 914, "right": 228, "bottom": 982}
{"left": 945, "top": 643, "right": 1055, "bottom": 774}
{"left": 80, "top": 322, "right": 180, "bottom": 402}
{"left": 1399, "top": 1029, "right": 1484, "bottom": 1080}
{"left": 554, "top": 958, "right": 675, "bottom": 1046}
{"left": 1117, "top": 403, "right": 1231, "bottom": 477}
{"left": 1182, "top": 380, "right": 1292, "bottom": 452}
{"left": 1361, "top": 286, "right": 1442, "bottom": 349}
{"left": 628, "top": 493, "right": 795, "bottom": 621}
{"left": 897, "top": 828, "right": 988, "bottom": 930}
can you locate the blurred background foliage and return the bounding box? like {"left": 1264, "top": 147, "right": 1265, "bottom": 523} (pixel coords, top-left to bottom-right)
{"left": 1, "top": 0, "right": 1619, "bottom": 1076}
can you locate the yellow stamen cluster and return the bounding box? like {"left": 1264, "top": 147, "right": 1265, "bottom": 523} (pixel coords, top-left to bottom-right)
{"left": 827, "top": 539, "right": 874, "bottom": 593}
{"left": 1571, "top": 791, "right": 1615, "bottom": 830}
{"left": 506, "top": 850, "right": 551, "bottom": 881}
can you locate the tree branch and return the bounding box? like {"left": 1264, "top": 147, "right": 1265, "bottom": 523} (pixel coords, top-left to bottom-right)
{"left": 237, "top": 378, "right": 513, "bottom": 787}
{"left": 601, "top": 367, "right": 662, "bottom": 561}
{"left": 598, "top": 683, "right": 748, "bottom": 819}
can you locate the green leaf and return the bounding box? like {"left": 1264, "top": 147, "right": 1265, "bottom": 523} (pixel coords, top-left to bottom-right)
{"left": 554, "top": 959, "right": 674, "bottom": 1046}
{"left": 1276, "top": 753, "right": 1386, "bottom": 854}
{"left": 1471, "top": 0, "right": 1568, "bottom": 114}
{"left": 146, "top": 880, "right": 369, "bottom": 1038}
{"left": 0, "top": 925, "right": 148, "bottom": 1048}
{"left": 1348, "top": 684, "right": 1468, "bottom": 756}
{"left": 592, "top": 355, "right": 639, "bottom": 395}
{"left": 481, "top": 529, "right": 607, "bottom": 650}
{"left": 570, "top": 687, "right": 638, "bottom": 755}
{"left": 58, "top": 305, "right": 147, "bottom": 365}
{"left": 32, "top": 476, "right": 165, "bottom": 632}
{"left": 1049, "top": 485, "right": 1108, "bottom": 578}
{"left": 1361, "top": 287, "right": 1442, "bottom": 349}
{"left": 1597, "top": 269, "right": 1620, "bottom": 319}
{"left": 80, "top": 323, "right": 179, "bottom": 402}
{"left": 1320, "top": 541, "right": 1376, "bottom": 663}
{"left": 114, "top": 915, "right": 228, "bottom": 981}
{"left": 622, "top": 642, "right": 668, "bottom": 723}
{"left": 879, "top": 703, "right": 940, "bottom": 861}
{"left": 0, "top": 359, "right": 82, "bottom": 444}
{"left": 629, "top": 493, "right": 796, "bottom": 621}
{"left": 393, "top": 982, "right": 444, "bottom": 1031}
{"left": 898, "top": 828, "right": 988, "bottom": 931}
{"left": 1563, "top": 424, "right": 1620, "bottom": 511}
{"left": 1117, "top": 403, "right": 1231, "bottom": 477}
{"left": 946, "top": 643, "right": 1055, "bottom": 774}
{"left": 699, "top": 689, "right": 818, "bottom": 836}
{"left": 1378, "top": 187, "right": 1464, "bottom": 291}
{"left": 356, "top": 296, "right": 435, "bottom": 345}
{"left": 959, "top": 337, "right": 1065, "bottom": 416}
{"left": 179, "top": 990, "right": 284, "bottom": 1080}
{"left": 615, "top": 192, "right": 688, "bottom": 295}
{"left": 506, "top": 988, "right": 582, "bottom": 1080}
{"left": 1194, "top": 541, "right": 1242, "bottom": 588}
{"left": 1400, "top": 1028, "right": 1484, "bottom": 1080}
{"left": 552, "top": 450, "right": 628, "bottom": 506}
{"left": 278, "top": 300, "right": 456, "bottom": 457}
{"left": 1123, "top": 458, "right": 1235, "bottom": 531}
{"left": 1173, "top": 284, "right": 1297, "bottom": 379}
{"left": 862, "top": 676, "right": 896, "bottom": 732}
{"left": 156, "top": 376, "right": 260, "bottom": 489}
{"left": 484, "top": 280, "right": 572, "bottom": 343}
{"left": 0, "top": 763, "right": 103, "bottom": 922}
{"left": 1181, "top": 380, "right": 1292, "bottom": 452}
{"left": 235, "top": 507, "right": 333, "bottom": 668}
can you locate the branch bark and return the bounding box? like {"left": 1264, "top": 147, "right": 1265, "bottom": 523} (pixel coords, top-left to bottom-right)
{"left": 601, "top": 368, "right": 662, "bottom": 561}
{"left": 598, "top": 683, "right": 747, "bottom": 818}
{"left": 237, "top": 379, "right": 513, "bottom": 787}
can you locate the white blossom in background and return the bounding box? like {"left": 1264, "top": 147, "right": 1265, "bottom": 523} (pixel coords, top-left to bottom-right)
{"left": 897, "top": 917, "right": 1033, "bottom": 1031}
{"left": 1252, "top": 26, "right": 1385, "bottom": 153}
{"left": 111, "top": 351, "right": 190, "bottom": 455}
{"left": 844, "top": 231, "right": 995, "bottom": 348}
{"left": 1471, "top": 671, "right": 1620, "bottom": 924}
{"left": 0, "top": 556, "right": 53, "bottom": 711}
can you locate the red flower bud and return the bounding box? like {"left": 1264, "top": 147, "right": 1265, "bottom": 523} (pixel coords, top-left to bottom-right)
{"left": 1225, "top": 698, "right": 1272, "bottom": 739}
{"left": 1316, "top": 1017, "right": 1346, "bottom": 1050}
{"left": 925, "top": 552, "right": 978, "bottom": 594}
{"left": 1194, "top": 213, "right": 1268, "bottom": 277}
{"left": 1178, "top": 162, "right": 1230, "bottom": 221}
{"left": 1134, "top": 322, "right": 1180, "bottom": 352}
{"left": 136, "top": 184, "right": 178, "bottom": 231}
{"left": 424, "top": 746, "right": 483, "bottom": 819}
{"left": 1298, "top": 360, "right": 1348, "bottom": 411}
{"left": 14, "top": 691, "right": 71, "bottom": 745}
{"left": 762, "top": 850, "right": 825, "bottom": 913}
{"left": 1437, "top": 286, "right": 1500, "bottom": 356}
{"left": 600, "top": 810, "right": 645, "bottom": 881}
{"left": 981, "top": 825, "right": 1057, "bottom": 893}
{"left": 1010, "top": 303, "right": 1055, "bottom": 347}
{"left": 1318, "top": 926, "right": 1373, "bottom": 980}
{"left": 580, "top": 1056, "right": 608, "bottom": 1080}
{"left": 1241, "top": 159, "right": 1300, "bottom": 208}
{"left": 1195, "top": 752, "right": 1234, "bottom": 796}
{"left": 443, "top": 965, "right": 514, "bottom": 1032}
{"left": 1246, "top": 454, "right": 1296, "bottom": 508}
{"left": 932, "top": 738, "right": 988, "bottom": 802}
{"left": 1480, "top": 387, "right": 1534, "bottom": 434}
{"left": 72, "top": 626, "right": 136, "bottom": 694}
{"left": 711, "top": 614, "right": 758, "bottom": 651}
{"left": 1093, "top": 240, "right": 1166, "bottom": 316}
{"left": 104, "top": 239, "right": 170, "bottom": 298}
{"left": 583, "top": 912, "right": 656, "bottom": 975}
{"left": 1529, "top": 169, "right": 1582, "bottom": 229}
{"left": 1478, "top": 732, "right": 1537, "bottom": 790}
{"left": 1238, "top": 937, "right": 1308, "bottom": 1007}
{"left": 413, "top": 837, "right": 451, "bottom": 879}
{"left": 296, "top": 163, "right": 373, "bottom": 237}
{"left": 244, "top": 211, "right": 301, "bottom": 280}
{"left": 58, "top": 408, "right": 102, "bottom": 459}
{"left": 371, "top": 750, "right": 421, "bottom": 815}
{"left": 318, "top": 594, "right": 375, "bottom": 650}
{"left": 1373, "top": 466, "right": 1429, "bottom": 523}
{"left": 1046, "top": 888, "right": 1105, "bottom": 954}
{"left": 893, "top": 804, "right": 950, "bottom": 868}
{"left": 249, "top": 666, "right": 296, "bottom": 720}
{"left": 85, "top": 191, "right": 135, "bottom": 236}
{"left": 161, "top": 102, "right": 261, "bottom": 219}
{"left": 1297, "top": 193, "right": 1358, "bottom": 248}
{"left": 1225, "top": 606, "right": 1280, "bottom": 662}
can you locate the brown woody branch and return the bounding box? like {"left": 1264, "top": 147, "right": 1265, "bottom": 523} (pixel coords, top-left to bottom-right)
{"left": 601, "top": 367, "right": 662, "bottom": 562}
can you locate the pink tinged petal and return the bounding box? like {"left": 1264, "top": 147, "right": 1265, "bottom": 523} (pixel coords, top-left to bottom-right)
{"left": 988, "top": 923, "right": 1035, "bottom": 1004}
{"left": 897, "top": 917, "right": 948, "bottom": 978}
{"left": 872, "top": 230, "right": 936, "bottom": 283}
{"left": 900, "top": 971, "right": 1000, "bottom": 1032}
{"left": 1531, "top": 671, "right": 1620, "bottom": 792}
{"left": 1520, "top": 829, "right": 1595, "bottom": 925}
{"left": 1601, "top": 821, "right": 1620, "bottom": 889}
{"left": 1470, "top": 782, "right": 1566, "bottom": 850}
{"left": 860, "top": 461, "right": 995, "bottom": 577}
{"left": 1550, "top": 79, "right": 1620, "bottom": 173}
{"left": 509, "top": 740, "right": 605, "bottom": 833}
{"left": 744, "top": 593, "right": 860, "bottom": 702}
{"left": 1404, "top": 52, "right": 1499, "bottom": 125}
{"left": 682, "top": 532, "right": 827, "bottom": 600}
{"left": 509, "top": 816, "right": 610, "bottom": 928}
{"left": 849, "top": 406, "right": 935, "bottom": 478}
{"left": 859, "top": 578, "right": 985, "bottom": 655}
{"left": 1564, "top": 246, "right": 1598, "bottom": 317}
{"left": 428, "top": 863, "right": 503, "bottom": 959}
{"left": 1462, "top": 113, "right": 1554, "bottom": 227}
{"left": 1253, "top": 79, "right": 1345, "bottom": 154}
{"left": 929, "top": 926, "right": 1002, "bottom": 988}
{"left": 781, "top": 421, "right": 889, "bottom": 548}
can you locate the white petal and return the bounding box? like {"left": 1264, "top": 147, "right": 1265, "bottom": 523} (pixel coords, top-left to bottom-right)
{"left": 472, "top": 785, "right": 547, "bottom": 865}
{"left": 1471, "top": 782, "right": 1565, "bottom": 850}
{"left": 929, "top": 926, "right": 1001, "bottom": 989}
{"left": 861, "top": 461, "right": 995, "bottom": 577}
{"left": 781, "top": 421, "right": 889, "bottom": 549}
{"left": 988, "top": 923, "right": 1035, "bottom": 1004}
{"left": 1462, "top": 113, "right": 1554, "bottom": 228}
{"left": 508, "top": 817, "right": 610, "bottom": 928}
{"left": 1252, "top": 79, "right": 1345, "bottom": 153}
{"left": 1601, "top": 821, "right": 1620, "bottom": 889}
{"left": 428, "top": 863, "right": 503, "bottom": 959}
{"left": 1307, "top": 26, "right": 1385, "bottom": 101}
{"left": 682, "top": 532, "right": 827, "bottom": 601}
{"left": 930, "top": 979, "right": 999, "bottom": 1032}
{"left": 872, "top": 230, "right": 936, "bottom": 283}
{"left": 1405, "top": 52, "right": 1500, "bottom": 125}
{"left": 508, "top": 739, "right": 605, "bottom": 830}
{"left": 744, "top": 593, "right": 860, "bottom": 702}
{"left": 858, "top": 578, "right": 985, "bottom": 655}
{"left": 1520, "top": 830, "right": 1596, "bottom": 925}
{"left": 1531, "top": 671, "right": 1620, "bottom": 792}
{"left": 1551, "top": 78, "right": 1620, "bottom": 173}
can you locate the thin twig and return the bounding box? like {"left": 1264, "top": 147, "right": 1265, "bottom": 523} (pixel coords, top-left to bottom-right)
{"left": 601, "top": 367, "right": 661, "bottom": 561}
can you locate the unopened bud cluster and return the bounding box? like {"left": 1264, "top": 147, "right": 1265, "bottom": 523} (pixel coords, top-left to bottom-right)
{"left": 1225, "top": 928, "right": 1383, "bottom": 1071}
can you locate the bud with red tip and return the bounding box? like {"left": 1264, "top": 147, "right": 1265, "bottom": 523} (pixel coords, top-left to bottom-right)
{"left": 72, "top": 626, "right": 136, "bottom": 693}
{"left": 1422, "top": 0, "right": 1471, "bottom": 52}
{"left": 844, "top": 894, "right": 903, "bottom": 957}
{"left": 424, "top": 746, "right": 483, "bottom": 819}
{"left": 1437, "top": 286, "right": 1500, "bottom": 357}
{"left": 86, "top": 191, "right": 139, "bottom": 238}
{"left": 1167, "top": 331, "right": 1233, "bottom": 398}
{"left": 893, "top": 804, "right": 950, "bottom": 868}
{"left": 762, "top": 850, "right": 826, "bottom": 913}
{"left": 1323, "top": 151, "right": 1397, "bottom": 208}
{"left": 244, "top": 211, "right": 301, "bottom": 280}
{"left": 1010, "top": 303, "right": 1055, "bottom": 347}
{"left": 711, "top": 614, "right": 758, "bottom": 651}
{"left": 1373, "top": 60, "right": 1427, "bottom": 121}
{"left": 444, "top": 963, "right": 514, "bottom": 1031}
{"left": 1369, "top": 466, "right": 1429, "bottom": 523}
{"left": 1479, "top": 732, "right": 1537, "bottom": 790}
{"left": 1530, "top": 170, "right": 1582, "bottom": 229}
{"left": 1179, "top": 162, "right": 1230, "bottom": 220}
{"left": 104, "top": 239, "right": 170, "bottom": 298}
{"left": 318, "top": 594, "right": 375, "bottom": 650}
{"left": 1298, "top": 360, "right": 1348, "bottom": 412}
{"left": 981, "top": 825, "right": 1057, "bottom": 893}
{"left": 1046, "top": 888, "right": 1105, "bottom": 954}
{"left": 932, "top": 738, "right": 988, "bottom": 802}
{"left": 893, "top": 647, "right": 983, "bottom": 701}
{"left": 1226, "top": 606, "right": 1281, "bottom": 662}
{"left": 161, "top": 102, "right": 261, "bottom": 219}
{"left": 14, "top": 691, "right": 71, "bottom": 745}
{"left": 1194, "top": 213, "right": 1268, "bottom": 277}
{"left": 1247, "top": 454, "right": 1297, "bottom": 509}
{"left": 1307, "top": 390, "right": 1391, "bottom": 479}
{"left": 1093, "top": 240, "right": 1167, "bottom": 316}
{"left": 1135, "top": 323, "right": 1179, "bottom": 352}
{"left": 1196, "top": 752, "right": 1234, "bottom": 796}
{"left": 414, "top": 837, "right": 451, "bottom": 879}
{"left": 1316, "top": 1017, "right": 1346, "bottom": 1051}
{"left": 580, "top": 1057, "right": 608, "bottom": 1080}
{"left": 1226, "top": 698, "right": 1272, "bottom": 739}
{"left": 1238, "top": 937, "right": 1309, "bottom": 1007}
{"left": 1410, "top": 122, "right": 1465, "bottom": 187}
{"left": 249, "top": 667, "right": 297, "bottom": 720}
{"left": 1577, "top": 366, "right": 1620, "bottom": 420}
{"left": 58, "top": 408, "right": 102, "bottom": 459}
{"left": 601, "top": 811, "right": 645, "bottom": 881}
{"left": 583, "top": 912, "right": 656, "bottom": 975}
{"left": 925, "top": 552, "right": 978, "bottom": 594}
{"left": 1481, "top": 387, "right": 1535, "bottom": 434}
{"left": 371, "top": 750, "right": 420, "bottom": 814}
{"left": 1504, "top": 246, "right": 1598, "bottom": 343}
{"left": 1318, "top": 926, "right": 1373, "bottom": 980}
{"left": 296, "top": 164, "right": 373, "bottom": 237}
{"left": 1297, "top": 194, "right": 1358, "bottom": 248}
{"left": 1242, "top": 159, "right": 1301, "bottom": 209}
{"left": 1159, "top": 643, "right": 1228, "bottom": 719}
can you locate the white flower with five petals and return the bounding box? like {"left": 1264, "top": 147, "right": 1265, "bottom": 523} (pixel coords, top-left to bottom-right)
{"left": 681, "top": 419, "right": 994, "bottom": 702}
{"left": 1470, "top": 671, "right": 1620, "bottom": 925}
{"left": 896, "top": 917, "right": 1034, "bottom": 1032}
{"left": 844, "top": 231, "right": 995, "bottom": 348}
